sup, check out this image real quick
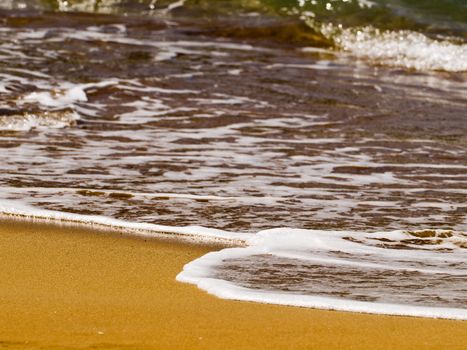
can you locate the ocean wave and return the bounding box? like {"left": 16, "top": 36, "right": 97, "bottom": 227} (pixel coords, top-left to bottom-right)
{"left": 2, "top": 1, "right": 466, "bottom": 72}
{"left": 0, "top": 1, "right": 465, "bottom": 321}
{"left": 0, "top": 199, "right": 465, "bottom": 319}
{"left": 178, "top": 228, "right": 467, "bottom": 320}
{"left": 0, "top": 199, "right": 251, "bottom": 243}
{"left": 318, "top": 24, "right": 467, "bottom": 72}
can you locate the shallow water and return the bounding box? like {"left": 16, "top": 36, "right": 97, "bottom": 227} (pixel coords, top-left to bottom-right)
{"left": 0, "top": 1, "right": 466, "bottom": 318}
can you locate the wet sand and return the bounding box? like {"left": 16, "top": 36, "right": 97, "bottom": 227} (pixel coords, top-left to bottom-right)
{"left": 0, "top": 218, "right": 465, "bottom": 349}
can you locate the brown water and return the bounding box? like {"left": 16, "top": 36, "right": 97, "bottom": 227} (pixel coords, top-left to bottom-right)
{"left": 0, "top": 6, "right": 466, "bottom": 316}
{"left": 1, "top": 9, "right": 466, "bottom": 232}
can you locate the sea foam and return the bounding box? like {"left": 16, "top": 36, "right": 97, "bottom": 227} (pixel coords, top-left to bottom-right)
{"left": 0, "top": 199, "right": 465, "bottom": 320}
{"left": 177, "top": 228, "right": 467, "bottom": 320}
{"left": 0, "top": 110, "right": 80, "bottom": 132}
{"left": 0, "top": 199, "right": 251, "bottom": 243}
{"left": 324, "top": 25, "right": 467, "bottom": 72}
{"left": 23, "top": 86, "right": 87, "bottom": 108}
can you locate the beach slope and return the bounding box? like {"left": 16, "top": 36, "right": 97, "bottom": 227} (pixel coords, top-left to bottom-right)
{"left": 0, "top": 219, "right": 465, "bottom": 349}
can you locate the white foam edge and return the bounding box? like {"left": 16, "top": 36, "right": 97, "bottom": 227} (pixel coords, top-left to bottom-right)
{"left": 22, "top": 80, "right": 118, "bottom": 108}
{"left": 23, "top": 86, "right": 87, "bottom": 107}
{"left": 177, "top": 245, "right": 467, "bottom": 320}
{"left": 0, "top": 199, "right": 251, "bottom": 244}
{"left": 1, "top": 199, "right": 465, "bottom": 319}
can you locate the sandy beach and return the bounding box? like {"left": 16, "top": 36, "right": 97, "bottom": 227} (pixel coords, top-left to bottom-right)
{"left": 0, "top": 218, "right": 465, "bottom": 349}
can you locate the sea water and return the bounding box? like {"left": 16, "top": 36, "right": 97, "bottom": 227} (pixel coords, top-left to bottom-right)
{"left": 0, "top": 0, "right": 465, "bottom": 319}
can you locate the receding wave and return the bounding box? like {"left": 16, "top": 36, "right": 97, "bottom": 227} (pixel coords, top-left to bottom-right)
{"left": 1, "top": 199, "right": 465, "bottom": 320}
{"left": 178, "top": 228, "right": 467, "bottom": 320}
{"left": 0, "top": 199, "right": 251, "bottom": 243}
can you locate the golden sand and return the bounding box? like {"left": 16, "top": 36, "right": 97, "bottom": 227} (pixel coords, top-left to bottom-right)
{"left": 0, "top": 218, "right": 465, "bottom": 349}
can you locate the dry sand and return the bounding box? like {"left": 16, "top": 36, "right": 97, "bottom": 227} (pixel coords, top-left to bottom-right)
{"left": 0, "top": 218, "right": 465, "bottom": 349}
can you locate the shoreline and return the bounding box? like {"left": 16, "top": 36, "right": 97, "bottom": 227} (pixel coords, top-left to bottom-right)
{"left": 0, "top": 203, "right": 250, "bottom": 245}
{"left": 0, "top": 218, "right": 466, "bottom": 349}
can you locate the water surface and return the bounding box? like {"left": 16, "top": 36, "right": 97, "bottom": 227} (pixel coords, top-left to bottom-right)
{"left": 0, "top": 0, "right": 466, "bottom": 318}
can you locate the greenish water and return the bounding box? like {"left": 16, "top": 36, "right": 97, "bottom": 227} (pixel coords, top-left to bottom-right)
{"left": 7, "top": 0, "right": 466, "bottom": 40}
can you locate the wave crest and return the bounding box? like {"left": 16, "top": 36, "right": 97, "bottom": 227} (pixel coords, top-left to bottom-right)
{"left": 324, "top": 25, "right": 467, "bottom": 72}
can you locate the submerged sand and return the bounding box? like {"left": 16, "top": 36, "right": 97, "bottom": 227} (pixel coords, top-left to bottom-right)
{"left": 0, "top": 218, "right": 465, "bottom": 349}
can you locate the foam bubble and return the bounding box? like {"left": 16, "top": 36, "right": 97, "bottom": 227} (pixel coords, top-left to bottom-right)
{"left": 0, "top": 199, "right": 465, "bottom": 319}
{"left": 23, "top": 86, "right": 87, "bottom": 108}
{"left": 0, "top": 110, "right": 79, "bottom": 131}
{"left": 178, "top": 228, "right": 467, "bottom": 320}
{"left": 322, "top": 25, "right": 467, "bottom": 72}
